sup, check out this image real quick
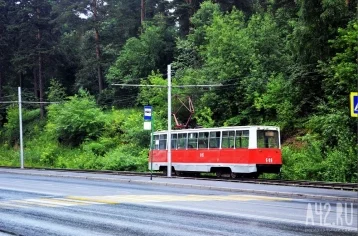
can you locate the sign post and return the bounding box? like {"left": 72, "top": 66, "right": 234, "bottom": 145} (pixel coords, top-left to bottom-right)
{"left": 144, "top": 106, "right": 153, "bottom": 180}
{"left": 350, "top": 92, "right": 358, "bottom": 117}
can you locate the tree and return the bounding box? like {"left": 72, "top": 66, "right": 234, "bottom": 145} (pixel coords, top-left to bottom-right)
{"left": 5, "top": 0, "right": 59, "bottom": 118}
{"left": 55, "top": 0, "right": 143, "bottom": 95}
{"left": 0, "top": 0, "right": 11, "bottom": 102}
{"left": 34, "top": 0, "right": 56, "bottom": 118}
{"left": 321, "top": 20, "right": 358, "bottom": 113}
{"left": 171, "top": 0, "right": 203, "bottom": 36}
{"left": 287, "top": 0, "right": 354, "bottom": 117}
{"left": 107, "top": 15, "right": 175, "bottom": 106}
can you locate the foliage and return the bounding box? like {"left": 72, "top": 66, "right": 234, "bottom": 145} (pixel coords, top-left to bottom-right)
{"left": 107, "top": 15, "right": 175, "bottom": 84}
{"left": 0, "top": 145, "right": 19, "bottom": 167}
{"left": 281, "top": 136, "right": 357, "bottom": 183}
{"left": 102, "top": 145, "right": 148, "bottom": 171}
{"left": 46, "top": 90, "right": 107, "bottom": 146}
{"left": 194, "top": 106, "right": 215, "bottom": 127}
{"left": 47, "top": 79, "right": 67, "bottom": 102}
{"left": 138, "top": 73, "right": 168, "bottom": 111}
{"left": 0, "top": 106, "right": 41, "bottom": 145}
{"left": 320, "top": 20, "right": 358, "bottom": 109}
{"left": 0, "top": 0, "right": 356, "bottom": 182}
{"left": 254, "top": 73, "right": 297, "bottom": 129}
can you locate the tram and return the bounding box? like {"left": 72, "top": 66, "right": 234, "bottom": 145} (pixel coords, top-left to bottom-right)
{"left": 149, "top": 126, "right": 282, "bottom": 178}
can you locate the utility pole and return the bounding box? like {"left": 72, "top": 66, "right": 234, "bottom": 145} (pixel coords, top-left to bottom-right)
{"left": 18, "top": 87, "right": 24, "bottom": 169}
{"left": 167, "top": 64, "right": 172, "bottom": 177}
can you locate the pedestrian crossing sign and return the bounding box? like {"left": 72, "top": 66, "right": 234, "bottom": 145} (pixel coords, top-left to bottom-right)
{"left": 350, "top": 92, "right": 358, "bottom": 117}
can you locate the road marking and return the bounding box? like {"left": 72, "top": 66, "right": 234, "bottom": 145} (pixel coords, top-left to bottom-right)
{"left": 0, "top": 201, "right": 30, "bottom": 209}
{"left": 11, "top": 199, "right": 62, "bottom": 208}
{"left": 0, "top": 194, "right": 291, "bottom": 209}
{"left": 67, "top": 194, "right": 291, "bottom": 204}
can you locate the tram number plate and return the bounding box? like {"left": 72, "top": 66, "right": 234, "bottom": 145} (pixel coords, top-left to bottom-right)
{"left": 266, "top": 157, "right": 273, "bottom": 163}
{"left": 200, "top": 153, "right": 204, "bottom": 157}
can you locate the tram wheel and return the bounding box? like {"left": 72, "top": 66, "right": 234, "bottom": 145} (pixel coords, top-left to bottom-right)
{"left": 230, "top": 172, "right": 238, "bottom": 179}
{"left": 162, "top": 168, "right": 167, "bottom": 176}
{"left": 215, "top": 170, "right": 222, "bottom": 178}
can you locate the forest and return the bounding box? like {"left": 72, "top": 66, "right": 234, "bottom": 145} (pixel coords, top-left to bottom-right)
{"left": 0, "top": 0, "right": 357, "bottom": 182}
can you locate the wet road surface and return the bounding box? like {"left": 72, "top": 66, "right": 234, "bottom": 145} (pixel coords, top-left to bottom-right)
{"left": 0, "top": 173, "right": 356, "bottom": 235}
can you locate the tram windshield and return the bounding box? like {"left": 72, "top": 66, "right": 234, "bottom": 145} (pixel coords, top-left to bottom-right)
{"left": 257, "top": 130, "right": 279, "bottom": 148}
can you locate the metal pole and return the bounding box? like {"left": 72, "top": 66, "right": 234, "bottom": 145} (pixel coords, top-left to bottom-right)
{"left": 167, "top": 64, "right": 172, "bottom": 177}
{"left": 150, "top": 108, "right": 154, "bottom": 180}
{"left": 18, "top": 87, "right": 24, "bottom": 169}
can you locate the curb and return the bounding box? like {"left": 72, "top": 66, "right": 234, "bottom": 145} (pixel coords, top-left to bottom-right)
{"left": 1, "top": 170, "right": 357, "bottom": 203}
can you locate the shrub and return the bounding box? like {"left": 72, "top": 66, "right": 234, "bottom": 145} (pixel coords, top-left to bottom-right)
{"left": 0, "top": 145, "right": 20, "bottom": 167}
{"left": 102, "top": 145, "right": 148, "bottom": 171}
{"left": 1, "top": 106, "right": 41, "bottom": 145}
{"left": 46, "top": 90, "right": 107, "bottom": 146}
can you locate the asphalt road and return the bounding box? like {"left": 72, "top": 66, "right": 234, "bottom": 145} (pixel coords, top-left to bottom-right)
{"left": 0, "top": 173, "right": 357, "bottom": 235}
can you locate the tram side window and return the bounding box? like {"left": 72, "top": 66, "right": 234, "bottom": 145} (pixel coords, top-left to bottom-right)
{"left": 235, "top": 130, "right": 249, "bottom": 148}
{"left": 188, "top": 132, "right": 198, "bottom": 149}
{"left": 257, "top": 130, "right": 279, "bottom": 148}
{"left": 177, "top": 133, "right": 187, "bottom": 149}
{"left": 198, "top": 132, "right": 209, "bottom": 149}
{"left": 171, "top": 133, "right": 178, "bottom": 149}
{"left": 159, "top": 134, "right": 167, "bottom": 150}
{"left": 209, "top": 132, "right": 220, "bottom": 148}
{"left": 222, "top": 131, "right": 235, "bottom": 148}
{"left": 153, "top": 135, "right": 159, "bottom": 150}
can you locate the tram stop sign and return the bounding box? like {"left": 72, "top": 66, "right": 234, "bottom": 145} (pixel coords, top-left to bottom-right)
{"left": 350, "top": 92, "right": 358, "bottom": 117}
{"left": 144, "top": 106, "right": 152, "bottom": 130}
{"left": 144, "top": 106, "right": 152, "bottom": 121}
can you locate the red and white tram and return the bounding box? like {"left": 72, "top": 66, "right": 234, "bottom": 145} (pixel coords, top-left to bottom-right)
{"left": 149, "top": 126, "right": 282, "bottom": 178}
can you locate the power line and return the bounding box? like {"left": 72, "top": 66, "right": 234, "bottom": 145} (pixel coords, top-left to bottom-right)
{"left": 0, "top": 101, "right": 60, "bottom": 104}
{"left": 22, "top": 101, "right": 60, "bottom": 104}
{"left": 111, "top": 83, "right": 224, "bottom": 88}
{"left": 0, "top": 101, "right": 18, "bottom": 104}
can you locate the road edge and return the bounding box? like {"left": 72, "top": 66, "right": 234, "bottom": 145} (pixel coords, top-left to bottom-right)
{"left": 1, "top": 169, "right": 357, "bottom": 203}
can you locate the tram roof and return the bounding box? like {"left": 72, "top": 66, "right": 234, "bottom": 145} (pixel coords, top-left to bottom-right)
{"left": 153, "top": 126, "right": 280, "bottom": 134}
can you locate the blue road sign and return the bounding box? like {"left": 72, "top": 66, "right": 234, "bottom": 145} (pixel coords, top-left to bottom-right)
{"left": 144, "top": 106, "right": 152, "bottom": 121}
{"left": 350, "top": 92, "right": 358, "bottom": 117}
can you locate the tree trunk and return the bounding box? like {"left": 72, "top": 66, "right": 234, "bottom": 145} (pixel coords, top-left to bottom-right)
{"left": 0, "top": 71, "right": 3, "bottom": 102}
{"left": 39, "top": 53, "right": 44, "bottom": 119}
{"left": 95, "top": 29, "right": 103, "bottom": 92}
{"left": 37, "top": 7, "right": 44, "bottom": 119}
{"left": 92, "top": 0, "right": 103, "bottom": 93}
{"left": 141, "top": 0, "right": 146, "bottom": 25}
{"left": 33, "top": 67, "right": 39, "bottom": 99}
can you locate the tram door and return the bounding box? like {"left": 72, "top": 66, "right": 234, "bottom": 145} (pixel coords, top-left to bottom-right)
{"left": 235, "top": 130, "right": 250, "bottom": 163}
{"left": 220, "top": 131, "right": 236, "bottom": 163}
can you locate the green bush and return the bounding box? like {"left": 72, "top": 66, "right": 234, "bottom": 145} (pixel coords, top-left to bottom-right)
{"left": 1, "top": 106, "right": 41, "bottom": 145}
{"left": 281, "top": 139, "right": 326, "bottom": 181}
{"left": 46, "top": 90, "right": 107, "bottom": 146}
{"left": 102, "top": 145, "right": 148, "bottom": 171}
{"left": 0, "top": 145, "right": 20, "bottom": 167}
{"left": 106, "top": 108, "right": 151, "bottom": 148}
{"left": 281, "top": 134, "right": 357, "bottom": 182}
{"left": 25, "top": 133, "right": 58, "bottom": 167}
{"left": 56, "top": 148, "right": 103, "bottom": 170}
{"left": 82, "top": 136, "right": 119, "bottom": 156}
